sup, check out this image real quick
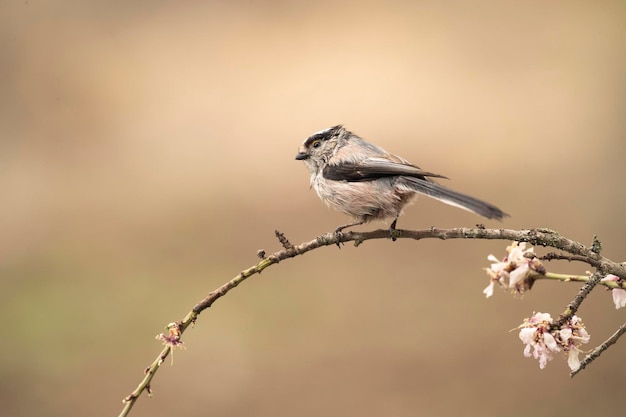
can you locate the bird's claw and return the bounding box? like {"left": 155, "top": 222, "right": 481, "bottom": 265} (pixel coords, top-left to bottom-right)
{"left": 389, "top": 219, "right": 399, "bottom": 241}
{"left": 334, "top": 229, "right": 345, "bottom": 248}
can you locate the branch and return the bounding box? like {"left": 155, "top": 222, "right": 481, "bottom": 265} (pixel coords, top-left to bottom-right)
{"left": 118, "top": 227, "right": 626, "bottom": 417}
{"left": 538, "top": 252, "right": 602, "bottom": 268}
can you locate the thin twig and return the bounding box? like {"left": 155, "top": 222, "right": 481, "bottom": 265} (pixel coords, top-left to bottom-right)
{"left": 571, "top": 321, "right": 626, "bottom": 378}
{"left": 274, "top": 229, "right": 294, "bottom": 250}
{"left": 554, "top": 271, "right": 604, "bottom": 328}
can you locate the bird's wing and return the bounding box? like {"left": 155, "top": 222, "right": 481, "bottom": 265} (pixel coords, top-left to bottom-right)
{"left": 322, "top": 157, "right": 448, "bottom": 182}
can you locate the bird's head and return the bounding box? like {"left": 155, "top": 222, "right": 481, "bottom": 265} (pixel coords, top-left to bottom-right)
{"left": 295, "top": 125, "right": 348, "bottom": 173}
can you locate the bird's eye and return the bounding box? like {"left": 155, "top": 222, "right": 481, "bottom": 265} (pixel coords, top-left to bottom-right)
{"left": 311, "top": 140, "right": 321, "bottom": 148}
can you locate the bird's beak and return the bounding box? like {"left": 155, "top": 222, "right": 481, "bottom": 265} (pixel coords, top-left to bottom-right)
{"left": 295, "top": 152, "right": 309, "bottom": 160}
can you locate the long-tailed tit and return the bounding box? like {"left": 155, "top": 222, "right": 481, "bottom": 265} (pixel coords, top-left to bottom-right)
{"left": 295, "top": 125, "right": 508, "bottom": 234}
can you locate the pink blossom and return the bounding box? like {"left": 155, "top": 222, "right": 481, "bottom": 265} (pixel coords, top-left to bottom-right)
{"left": 518, "top": 312, "right": 559, "bottom": 369}
{"left": 518, "top": 312, "right": 589, "bottom": 371}
{"left": 601, "top": 274, "right": 626, "bottom": 309}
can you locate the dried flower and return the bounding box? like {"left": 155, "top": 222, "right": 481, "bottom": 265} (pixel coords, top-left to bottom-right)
{"left": 155, "top": 322, "right": 186, "bottom": 365}
{"left": 156, "top": 322, "right": 184, "bottom": 347}
{"left": 484, "top": 242, "right": 544, "bottom": 298}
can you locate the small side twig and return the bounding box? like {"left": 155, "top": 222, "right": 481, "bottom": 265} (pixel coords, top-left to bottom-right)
{"left": 275, "top": 229, "right": 294, "bottom": 250}
{"left": 555, "top": 271, "right": 604, "bottom": 328}
{"left": 571, "top": 321, "right": 626, "bottom": 377}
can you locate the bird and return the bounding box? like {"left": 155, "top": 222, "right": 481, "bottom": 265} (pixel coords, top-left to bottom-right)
{"left": 295, "top": 125, "right": 508, "bottom": 235}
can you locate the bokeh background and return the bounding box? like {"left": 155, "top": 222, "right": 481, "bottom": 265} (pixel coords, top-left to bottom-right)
{"left": 2, "top": 1, "right": 625, "bottom": 416}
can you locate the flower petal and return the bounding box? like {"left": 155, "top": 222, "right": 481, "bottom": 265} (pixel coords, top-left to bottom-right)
{"left": 567, "top": 349, "right": 581, "bottom": 371}
{"left": 519, "top": 327, "right": 536, "bottom": 344}
{"left": 483, "top": 282, "right": 495, "bottom": 298}
{"left": 543, "top": 332, "right": 559, "bottom": 352}
{"left": 611, "top": 288, "right": 626, "bottom": 309}
{"left": 559, "top": 328, "right": 573, "bottom": 342}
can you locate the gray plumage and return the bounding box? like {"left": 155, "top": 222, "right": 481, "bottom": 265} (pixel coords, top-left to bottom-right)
{"left": 295, "top": 125, "right": 508, "bottom": 233}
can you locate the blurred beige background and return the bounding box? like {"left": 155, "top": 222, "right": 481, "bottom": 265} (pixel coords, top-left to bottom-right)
{"left": 2, "top": 1, "right": 625, "bottom": 416}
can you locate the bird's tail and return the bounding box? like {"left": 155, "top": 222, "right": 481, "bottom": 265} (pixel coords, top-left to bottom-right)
{"left": 402, "top": 177, "right": 508, "bottom": 220}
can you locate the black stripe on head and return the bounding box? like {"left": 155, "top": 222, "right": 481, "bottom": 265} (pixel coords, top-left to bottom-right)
{"left": 303, "top": 125, "right": 345, "bottom": 147}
